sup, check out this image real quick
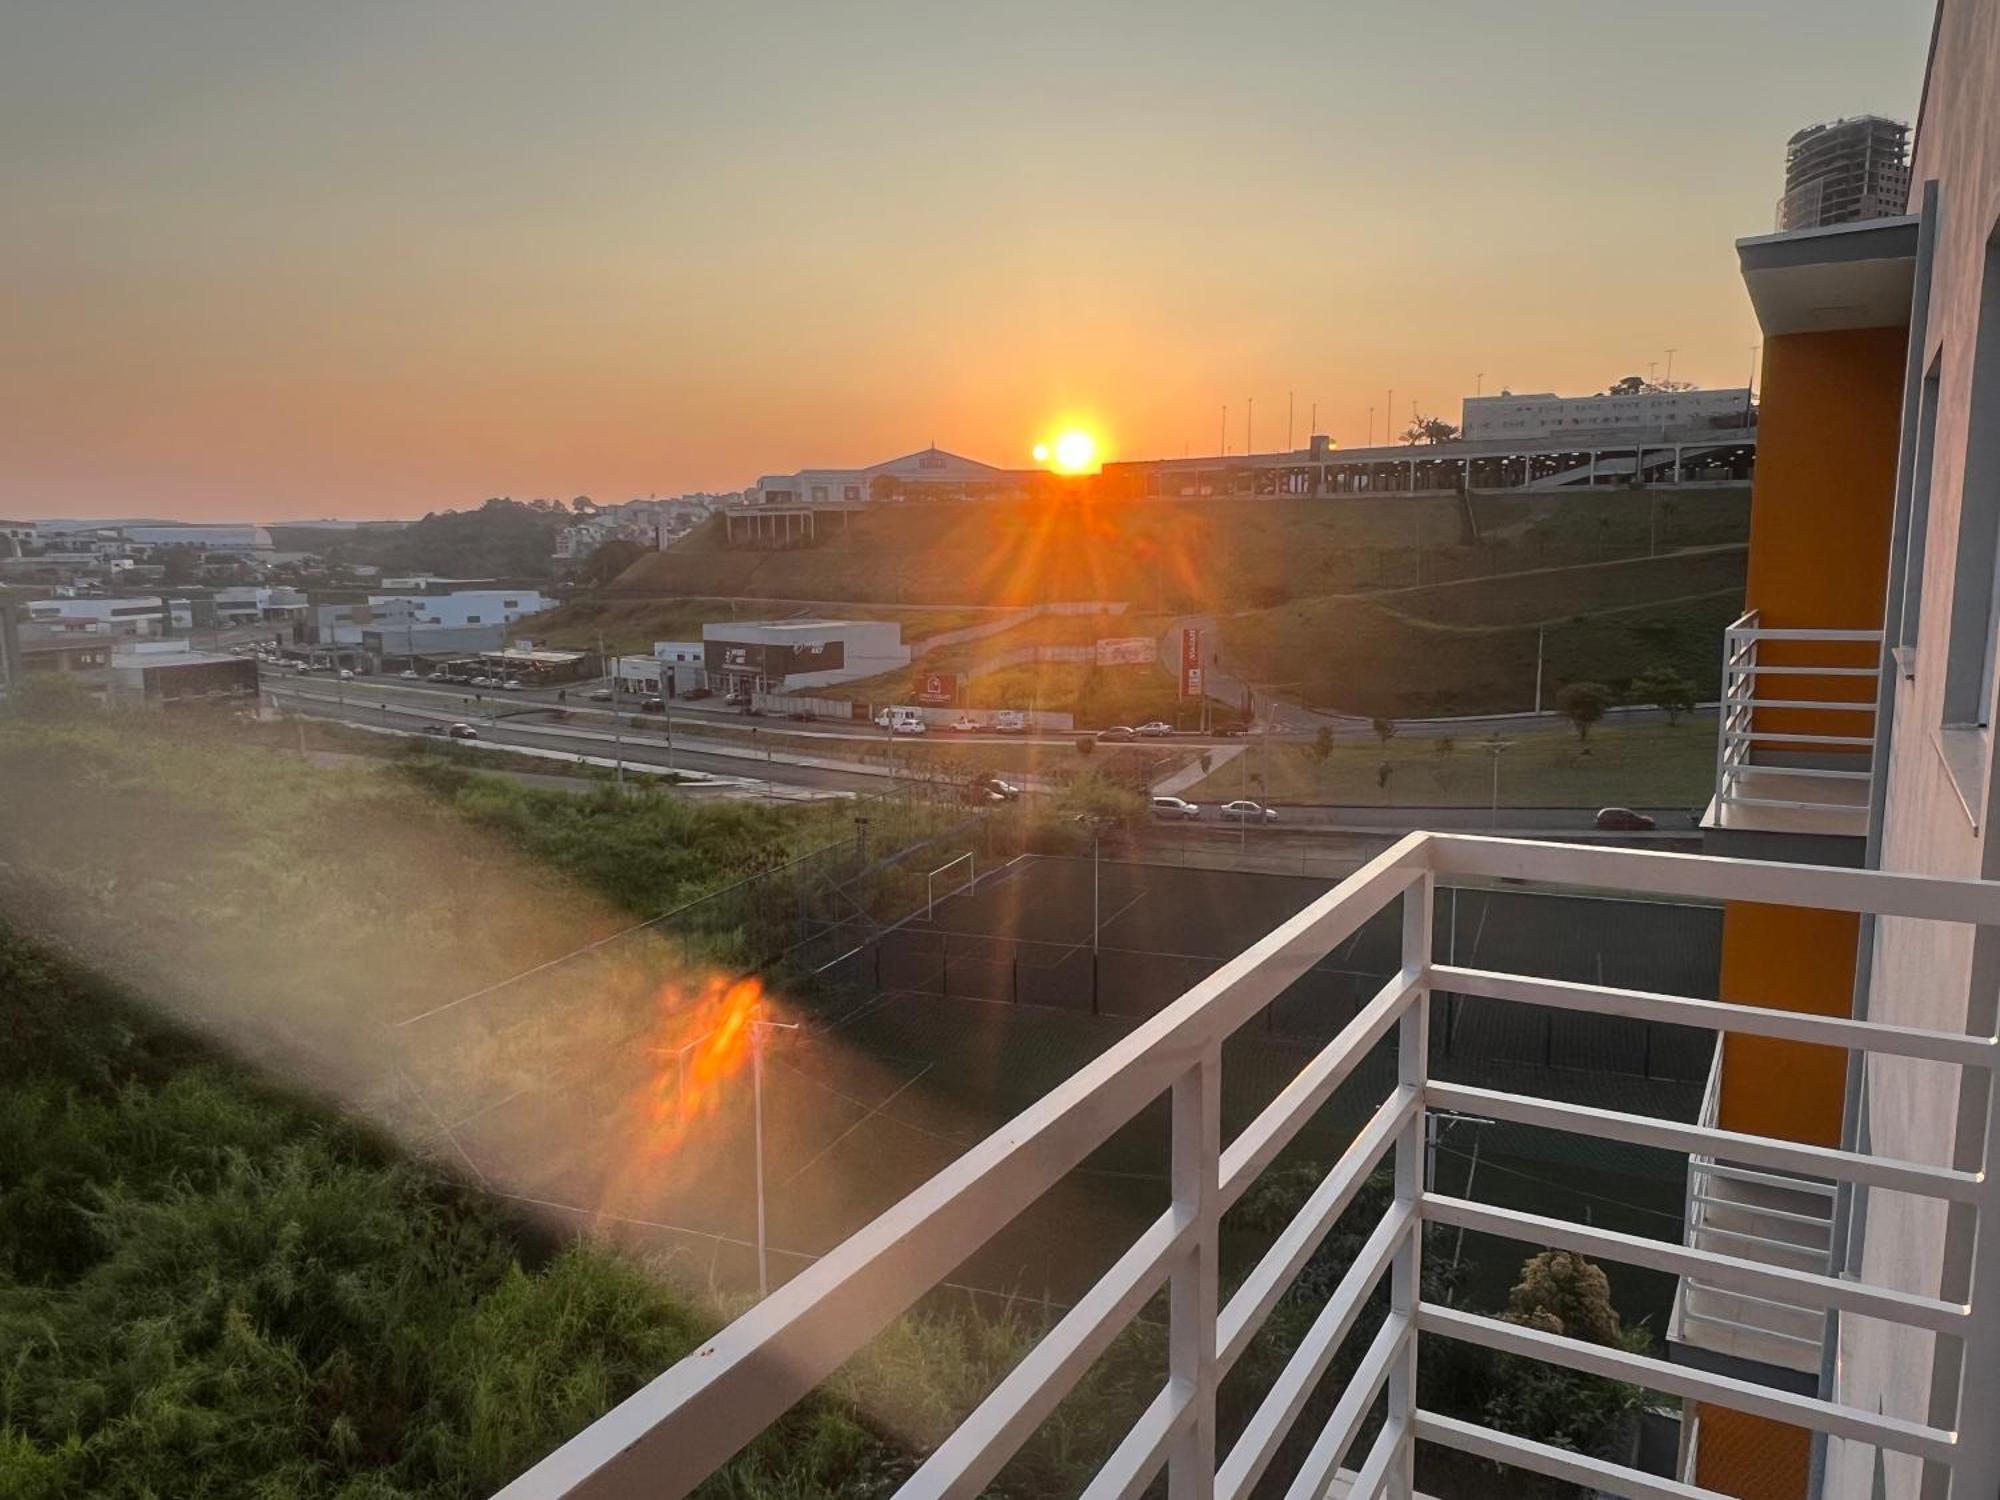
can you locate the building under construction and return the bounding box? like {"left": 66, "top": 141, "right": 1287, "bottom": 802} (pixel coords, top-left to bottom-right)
{"left": 1776, "top": 114, "right": 1911, "bottom": 230}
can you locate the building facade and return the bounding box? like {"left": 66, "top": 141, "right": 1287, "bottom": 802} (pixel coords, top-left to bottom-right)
{"left": 752, "top": 446, "right": 1037, "bottom": 506}
{"left": 1461, "top": 387, "right": 1756, "bottom": 442}
{"left": 1777, "top": 115, "right": 1914, "bottom": 232}
{"left": 700, "top": 619, "right": 909, "bottom": 694}
{"left": 364, "top": 589, "right": 549, "bottom": 627}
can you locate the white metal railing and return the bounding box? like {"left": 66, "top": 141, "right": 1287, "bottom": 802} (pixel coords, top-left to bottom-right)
{"left": 1715, "top": 609, "right": 1883, "bottom": 818}
{"left": 495, "top": 833, "right": 2000, "bottom": 1500}
{"left": 1672, "top": 1046, "right": 1837, "bottom": 1363}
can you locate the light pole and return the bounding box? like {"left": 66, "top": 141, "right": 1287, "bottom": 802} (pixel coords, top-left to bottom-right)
{"left": 1476, "top": 738, "right": 1514, "bottom": 830}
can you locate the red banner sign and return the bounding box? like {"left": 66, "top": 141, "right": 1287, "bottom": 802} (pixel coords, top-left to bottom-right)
{"left": 913, "top": 671, "right": 957, "bottom": 706}
{"left": 1179, "top": 627, "right": 1203, "bottom": 699}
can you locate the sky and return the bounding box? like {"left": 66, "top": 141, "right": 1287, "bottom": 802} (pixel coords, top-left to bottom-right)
{"left": 0, "top": 0, "right": 1937, "bottom": 522}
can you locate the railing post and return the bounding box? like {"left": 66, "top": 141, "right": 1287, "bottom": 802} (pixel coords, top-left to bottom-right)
{"left": 1168, "top": 1047, "right": 1220, "bottom": 1500}
{"left": 1389, "top": 868, "right": 1434, "bottom": 1499}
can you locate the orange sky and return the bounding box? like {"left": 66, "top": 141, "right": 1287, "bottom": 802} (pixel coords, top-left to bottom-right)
{"left": 0, "top": 1, "right": 1933, "bottom": 521}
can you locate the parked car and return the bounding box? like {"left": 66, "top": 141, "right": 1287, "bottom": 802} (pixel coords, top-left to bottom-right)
{"left": 1136, "top": 721, "right": 1175, "bottom": 738}
{"left": 979, "top": 776, "right": 1022, "bottom": 802}
{"left": 1151, "top": 795, "right": 1200, "bottom": 820}
{"left": 501, "top": 678, "right": 524, "bottom": 691}
{"left": 640, "top": 696, "right": 666, "bottom": 712}
{"left": 589, "top": 689, "right": 614, "bottom": 702}
{"left": 1096, "top": 725, "right": 1137, "bottom": 743}
{"left": 993, "top": 709, "right": 1028, "bottom": 734}
{"left": 892, "top": 716, "right": 926, "bottom": 735}
{"left": 428, "top": 670, "right": 450, "bottom": 681}
{"left": 876, "top": 706, "right": 926, "bottom": 734}
{"left": 1594, "top": 806, "right": 1657, "bottom": 831}
{"left": 949, "top": 714, "right": 985, "bottom": 733}
{"left": 448, "top": 723, "right": 479, "bottom": 739}
{"left": 725, "top": 690, "right": 751, "bottom": 707}
{"left": 338, "top": 669, "right": 355, "bottom": 680}
{"left": 1218, "top": 799, "right": 1277, "bottom": 824}
{"left": 682, "top": 686, "right": 713, "bottom": 701}
{"left": 400, "top": 669, "right": 419, "bottom": 679}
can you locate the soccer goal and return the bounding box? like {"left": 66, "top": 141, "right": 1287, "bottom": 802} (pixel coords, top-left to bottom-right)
{"left": 925, "top": 851, "right": 975, "bottom": 920}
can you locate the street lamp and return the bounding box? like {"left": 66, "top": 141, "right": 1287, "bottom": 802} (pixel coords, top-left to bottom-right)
{"left": 1474, "top": 737, "right": 1514, "bottom": 830}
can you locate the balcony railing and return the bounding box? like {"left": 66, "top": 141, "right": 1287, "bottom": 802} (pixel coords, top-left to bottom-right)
{"left": 1670, "top": 1047, "right": 1837, "bottom": 1372}
{"left": 1713, "top": 611, "right": 1882, "bottom": 838}
{"left": 494, "top": 833, "right": 2000, "bottom": 1500}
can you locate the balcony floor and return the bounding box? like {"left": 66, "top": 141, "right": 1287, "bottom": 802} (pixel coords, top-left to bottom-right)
{"left": 1703, "top": 769, "right": 1870, "bottom": 842}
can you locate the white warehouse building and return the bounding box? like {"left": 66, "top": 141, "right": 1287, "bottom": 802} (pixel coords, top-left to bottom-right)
{"left": 365, "top": 590, "right": 549, "bottom": 628}
{"left": 1461, "top": 386, "right": 1753, "bottom": 441}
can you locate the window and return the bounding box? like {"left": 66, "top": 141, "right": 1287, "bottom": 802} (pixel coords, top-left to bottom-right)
{"left": 810, "top": 485, "right": 828, "bottom": 503}
{"left": 465, "top": 615, "right": 481, "bottom": 625}
{"left": 1942, "top": 220, "right": 2000, "bottom": 729}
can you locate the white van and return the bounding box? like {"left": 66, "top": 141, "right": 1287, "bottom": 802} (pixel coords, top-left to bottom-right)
{"left": 993, "top": 709, "right": 1028, "bottom": 734}
{"left": 875, "top": 706, "right": 927, "bottom": 734}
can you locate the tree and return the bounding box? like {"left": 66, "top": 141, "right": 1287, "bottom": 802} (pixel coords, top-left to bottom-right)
{"left": 1311, "top": 726, "right": 1334, "bottom": 764}
{"left": 1556, "top": 681, "right": 1612, "bottom": 748}
{"left": 576, "top": 537, "right": 648, "bottom": 587}
{"left": 1402, "top": 414, "right": 1461, "bottom": 446}
{"left": 1630, "top": 665, "right": 1697, "bottom": 727}
{"left": 1483, "top": 1250, "right": 1649, "bottom": 1458}
{"left": 1376, "top": 762, "right": 1393, "bottom": 792}
{"left": 1371, "top": 715, "right": 1397, "bottom": 748}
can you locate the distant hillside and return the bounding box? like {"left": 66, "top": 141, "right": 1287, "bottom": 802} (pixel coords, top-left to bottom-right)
{"left": 606, "top": 489, "right": 1750, "bottom": 614}
{"left": 270, "top": 499, "right": 567, "bottom": 579}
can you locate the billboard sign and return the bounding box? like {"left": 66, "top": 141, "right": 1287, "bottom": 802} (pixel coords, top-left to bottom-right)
{"left": 913, "top": 670, "right": 957, "bottom": 706}
{"left": 1094, "top": 636, "right": 1156, "bottom": 667}
{"left": 1180, "top": 627, "right": 1202, "bottom": 699}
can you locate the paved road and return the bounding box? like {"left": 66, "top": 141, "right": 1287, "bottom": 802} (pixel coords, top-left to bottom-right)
{"left": 265, "top": 682, "right": 888, "bottom": 796}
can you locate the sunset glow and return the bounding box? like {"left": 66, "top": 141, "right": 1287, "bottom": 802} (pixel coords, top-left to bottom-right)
{"left": 1052, "top": 431, "right": 1098, "bottom": 473}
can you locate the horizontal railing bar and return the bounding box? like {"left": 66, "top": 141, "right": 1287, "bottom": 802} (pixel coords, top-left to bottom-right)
{"left": 1720, "top": 793, "right": 1871, "bottom": 813}
{"left": 1417, "top": 1304, "right": 1957, "bottom": 1462}
{"left": 897, "top": 1211, "right": 1192, "bottom": 1499}
{"left": 1219, "top": 974, "right": 1419, "bottom": 1207}
{"left": 1281, "top": 1313, "right": 1409, "bottom": 1500}
{"left": 1079, "top": 1387, "right": 1183, "bottom": 1500}
{"left": 1425, "top": 1082, "right": 1985, "bottom": 1202}
{"left": 1682, "top": 1280, "right": 1834, "bottom": 1322}
{"left": 1733, "top": 697, "right": 1878, "bottom": 712}
{"left": 1413, "top": 1410, "right": 1727, "bottom": 1500}
{"left": 1733, "top": 664, "right": 1880, "bottom": 677}
{"left": 1426, "top": 835, "right": 2000, "bottom": 925}
{"left": 1699, "top": 1161, "right": 1838, "bottom": 1196}
{"left": 1678, "top": 1307, "right": 1824, "bottom": 1347}
{"left": 1429, "top": 965, "right": 1998, "bottom": 1068}
{"left": 491, "top": 835, "right": 1432, "bottom": 1500}
{"left": 1724, "top": 730, "right": 1877, "bottom": 746}
{"left": 1217, "top": 1202, "right": 1414, "bottom": 1500}
{"left": 1337, "top": 1411, "right": 1403, "bottom": 1500}
{"left": 1690, "top": 1222, "right": 1834, "bottom": 1263}
{"left": 1220, "top": 1090, "right": 1416, "bottom": 1373}
{"left": 1690, "top": 1192, "right": 1836, "bottom": 1230}
{"left": 1726, "top": 627, "right": 1883, "bottom": 642}
{"left": 1718, "top": 764, "right": 1876, "bottom": 780}
{"left": 1421, "top": 1195, "right": 1961, "bottom": 1333}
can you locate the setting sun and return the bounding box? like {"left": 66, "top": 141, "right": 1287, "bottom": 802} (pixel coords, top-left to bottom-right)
{"left": 1051, "top": 430, "right": 1098, "bottom": 472}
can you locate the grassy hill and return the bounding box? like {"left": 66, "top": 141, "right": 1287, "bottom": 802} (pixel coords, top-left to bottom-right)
{"left": 1218, "top": 547, "right": 1745, "bottom": 717}
{"left": 606, "top": 488, "right": 1750, "bottom": 614}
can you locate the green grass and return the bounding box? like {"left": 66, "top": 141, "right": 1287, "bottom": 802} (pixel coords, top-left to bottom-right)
{"left": 1181, "top": 721, "right": 1715, "bottom": 807}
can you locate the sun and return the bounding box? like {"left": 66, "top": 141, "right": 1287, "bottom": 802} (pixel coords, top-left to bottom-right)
{"left": 1051, "top": 430, "right": 1097, "bottom": 472}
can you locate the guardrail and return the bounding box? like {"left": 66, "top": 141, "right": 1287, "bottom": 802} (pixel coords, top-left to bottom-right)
{"left": 1715, "top": 609, "right": 1883, "bottom": 819}
{"left": 493, "top": 832, "right": 2000, "bottom": 1500}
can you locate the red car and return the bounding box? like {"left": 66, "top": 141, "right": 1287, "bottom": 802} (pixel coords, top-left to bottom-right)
{"left": 1593, "top": 806, "right": 1657, "bottom": 831}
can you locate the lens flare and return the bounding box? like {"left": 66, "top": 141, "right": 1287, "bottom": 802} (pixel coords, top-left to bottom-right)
{"left": 638, "top": 973, "right": 769, "bottom": 1159}
{"left": 1032, "top": 442, "right": 1050, "bottom": 462}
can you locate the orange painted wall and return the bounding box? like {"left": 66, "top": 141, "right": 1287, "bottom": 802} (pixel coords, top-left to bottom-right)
{"left": 1714, "top": 328, "right": 1900, "bottom": 1156}
{"left": 1695, "top": 1404, "right": 1812, "bottom": 1500}
{"left": 1718, "top": 902, "right": 1857, "bottom": 1146}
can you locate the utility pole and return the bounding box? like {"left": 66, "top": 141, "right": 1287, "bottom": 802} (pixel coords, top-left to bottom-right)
{"left": 1475, "top": 372, "right": 1484, "bottom": 397}
{"left": 1368, "top": 406, "right": 1375, "bottom": 449}
{"left": 1387, "top": 389, "right": 1394, "bottom": 445}
{"left": 1665, "top": 348, "right": 1677, "bottom": 383}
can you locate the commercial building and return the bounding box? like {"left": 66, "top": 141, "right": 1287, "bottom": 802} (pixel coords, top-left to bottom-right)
{"left": 1777, "top": 115, "right": 1913, "bottom": 231}
{"left": 105, "top": 640, "right": 258, "bottom": 709}
{"left": 700, "top": 619, "right": 909, "bottom": 695}
{"left": 501, "top": 12, "right": 2000, "bottom": 1500}
{"left": 365, "top": 589, "right": 548, "bottom": 628}
{"left": 23, "top": 595, "right": 191, "bottom": 637}
{"left": 1097, "top": 427, "right": 1757, "bottom": 500}
{"left": 1461, "top": 387, "right": 1755, "bottom": 442}
{"left": 613, "top": 641, "right": 705, "bottom": 697}
{"left": 751, "top": 445, "right": 1038, "bottom": 507}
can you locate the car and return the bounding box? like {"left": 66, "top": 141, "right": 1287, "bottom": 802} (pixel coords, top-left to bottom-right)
{"left": 979, "top": 776, "right": 1021, "bottom": 802}
{"left": 725, "top": 690, "right": 751, "bottom": 707}
{"left": 892, "top": 717, "right": 926, "bottom": 735}
{"left": 589, "top": 689, "right": 614, "bottom": 702}
{"left": 1151, "top": 795, "right": 1200, "bottom": 820}
{"left": 1096, "top": 725, "right": 1137, "bottom": 742}
{"left": 501, "top": 678, "right": 524, "bottom": 691}
{"left": 1218, "top": 799, "right": 1278, "bottom": 824}
{"left": 681, "top": 687, "right": 713, "bottom": 701}
{"left": 1594, "top": 806, "right": 1657, "bottom": 832}
{"left": 427, "top": 670, "right": 449, "bottom": 681}
{"left": 1136, "top": 721, "right": 1175, "bottom": 738}
{"left": 640, "top": 696, "right": 666, "bottom": 711}
{"left": 447, "top": 722, "right": 479, "bottom": 739}
{"left": 949, "top": 714, "right": 985, "bottom": 732}
{"left": 400, "top": 669, "right": 419, "bottom": 679}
